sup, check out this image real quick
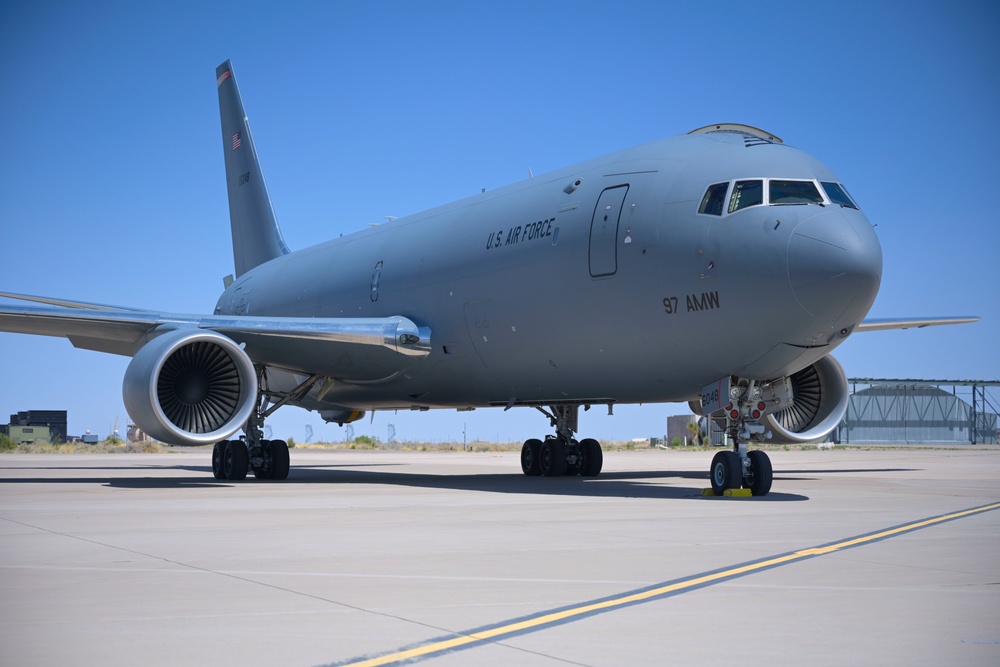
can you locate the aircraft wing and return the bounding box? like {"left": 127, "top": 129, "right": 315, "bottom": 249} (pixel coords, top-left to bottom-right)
{"left": 0, "top": 291, "right": 156, "bottom": 312}
{"left": 856, "top": 316, "right": 980, "bottom": 332}
{"left": 0, "top": 292, "right": 431, "bottom": 380}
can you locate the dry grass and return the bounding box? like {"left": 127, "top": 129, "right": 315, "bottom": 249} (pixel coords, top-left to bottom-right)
{"left": 296, "top": 439, "right": 667, "bottom": 452}
{"left": 3, "top": 440, "right": 162, "bottom": 454}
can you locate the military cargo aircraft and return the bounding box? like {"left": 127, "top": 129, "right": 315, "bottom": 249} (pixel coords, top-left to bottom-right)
{"left": 0, "top": 61, "right": 977, "bottom": 495}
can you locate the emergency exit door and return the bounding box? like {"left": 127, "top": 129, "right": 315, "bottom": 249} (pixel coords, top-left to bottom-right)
{"left": 589, "top": 185, "right": 628, "bottom": 277}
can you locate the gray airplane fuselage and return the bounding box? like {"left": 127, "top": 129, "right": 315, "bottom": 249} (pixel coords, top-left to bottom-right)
{"left": 215, "top": 131, "right": 882, "bottom": 414}
{"left": 0, "top": 61, "right": 976, "bottom": 486}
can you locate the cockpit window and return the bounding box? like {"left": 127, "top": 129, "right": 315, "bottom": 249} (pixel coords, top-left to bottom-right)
{"left": 769, "top": 180, "right": 824, "bottom": 205}
{"left": 698, "top": 182, "right": 728, "bottom": 215}
{"left": 699, "top": 178, "right": 861, "bottom": 217}
{"left": 728, "top": 180, "right": 763, "bottom": 213}
{"left": 821, "top": 182, "right": 859, "bottom": 209}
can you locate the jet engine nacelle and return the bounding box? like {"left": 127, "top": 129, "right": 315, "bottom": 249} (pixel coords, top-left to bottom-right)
{"left": 123, "top": 329, "right": 257, "bottom": 446}
{"left": 763, "top": 355, "right": 848, "bottom": 444}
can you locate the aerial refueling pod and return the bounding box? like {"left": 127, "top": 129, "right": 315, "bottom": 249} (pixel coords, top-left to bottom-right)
{"left": 319, "top": 408, "right": 366, "bottom": 425}
{"left": 123, "top": 329, "right": 257, "bottom": 445}
{"left": 764, "top": 355, "right": 849, "bottom": 444}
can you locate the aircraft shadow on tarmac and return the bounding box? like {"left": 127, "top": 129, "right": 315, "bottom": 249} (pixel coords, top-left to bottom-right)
{"left": 0, "top": 462, "right": 921, "bottom": 501}
{"left": 110, "top": 464, "right": 816, "bottom": 500}
{"left": 284, "top": 466, "right": 813, "bottom": 501}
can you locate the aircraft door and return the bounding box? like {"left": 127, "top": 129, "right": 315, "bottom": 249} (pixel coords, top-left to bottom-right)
{"left": 589, "top": 185, "right": 629, "bottom": 277}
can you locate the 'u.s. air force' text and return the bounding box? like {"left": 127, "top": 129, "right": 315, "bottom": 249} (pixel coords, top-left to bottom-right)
{"left": 486, "top": 218, "right": 555, "bottom": 250}
{"left": 663, "top": 291, "right": 720, "bottom": 314}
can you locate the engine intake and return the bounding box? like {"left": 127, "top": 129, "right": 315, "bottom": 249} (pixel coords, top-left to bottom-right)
{"left": 764, "top": 355, "right": 848, "bottom": 444}
{"left": 123, "top": 329, "right": 257, "bottom": 445}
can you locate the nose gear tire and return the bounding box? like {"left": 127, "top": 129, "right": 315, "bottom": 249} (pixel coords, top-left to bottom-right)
{"left": 710, "top": 450, "right": 742, "bottom": 495}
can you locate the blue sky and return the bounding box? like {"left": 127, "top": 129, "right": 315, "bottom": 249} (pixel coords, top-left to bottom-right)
{"left": 1, "top": 1, "right": 997, "bottom": 443}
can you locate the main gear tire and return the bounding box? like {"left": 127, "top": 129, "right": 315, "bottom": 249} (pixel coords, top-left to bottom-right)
{"left": 521, "top": 439, "right": 542, "bottom": 476}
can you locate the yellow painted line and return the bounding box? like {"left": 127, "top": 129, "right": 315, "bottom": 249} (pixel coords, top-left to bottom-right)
{"left": 338, "top": 502, "right": 1000, "bottom": 667}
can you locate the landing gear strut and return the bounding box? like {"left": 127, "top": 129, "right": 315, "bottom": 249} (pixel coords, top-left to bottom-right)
{"left": 210, "top": 367, "right": 323, "bottom": 482}
{"left": 520, "top": 404, "right": 604, "bottom": 478}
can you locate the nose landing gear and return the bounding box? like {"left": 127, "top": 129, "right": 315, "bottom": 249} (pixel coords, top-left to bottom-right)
{"left": 707, "top": 379, "right": 774, "bottom": 496}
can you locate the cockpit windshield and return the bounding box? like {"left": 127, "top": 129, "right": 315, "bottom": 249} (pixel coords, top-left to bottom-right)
{"left": 728, "top": 180, "right": 763, "bottom": 213}
{"left": 821, "top": 182, "right": 859, "bottom": 209}
{"left": 769, "top": 180, "right": 824, "bottom": 205}
{"left": 698, "top": 182, "right": 728, "bottom": 215}
{"left": 697, "top": 178, "right": 861, "bottom": 216}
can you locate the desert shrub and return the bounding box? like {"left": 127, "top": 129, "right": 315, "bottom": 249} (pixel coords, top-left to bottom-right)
{"left": 0, "top": 434, "right": 17, "bottom": 451}
{"left": 353, "top": 435, "right": 380, "bottom": 448}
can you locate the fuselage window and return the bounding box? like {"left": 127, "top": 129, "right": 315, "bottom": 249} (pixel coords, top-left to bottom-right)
{"left": 769, "top": 180, "right": 824, "bottom": 205}
{"left": 698, "top": 182, "right": 729, "bottom": 215}
{"left": 728, "top": 180, "right": 763, "bottom": 213}
{"left": 821, "top": 182, "right": 859, "bottom": 209}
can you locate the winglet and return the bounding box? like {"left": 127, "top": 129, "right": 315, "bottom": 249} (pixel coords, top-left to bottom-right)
{"left": 216, "top": 60, "right": 290, "bottom": 278}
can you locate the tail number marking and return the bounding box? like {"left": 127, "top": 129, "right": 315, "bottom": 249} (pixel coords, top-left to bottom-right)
{"left": 238, "top": 171, "right": 251, "bottom": 186}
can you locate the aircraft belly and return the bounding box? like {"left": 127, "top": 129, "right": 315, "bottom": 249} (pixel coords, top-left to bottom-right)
{"left": 736, "top": 342, "right": 828, "bottom": 381}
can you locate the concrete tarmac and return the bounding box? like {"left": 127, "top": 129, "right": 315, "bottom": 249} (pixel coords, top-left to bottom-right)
{"left": 1, "top": 447, "right": 998, "bottom": 666}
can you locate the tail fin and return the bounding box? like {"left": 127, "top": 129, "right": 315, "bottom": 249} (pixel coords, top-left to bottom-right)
{"left": 216, "top": 60, "right": 289, "bottom": 278}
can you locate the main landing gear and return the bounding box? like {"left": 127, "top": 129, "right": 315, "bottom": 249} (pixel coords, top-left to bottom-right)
{"left": 210, "top": 367, "right": 324, "bottom": 482}
{"left": 520, "top": 404, "right": 604, "bottom": 478}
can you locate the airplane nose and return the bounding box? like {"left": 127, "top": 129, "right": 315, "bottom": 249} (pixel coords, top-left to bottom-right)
{"left": 786, "top": 209, "right": 882, "bottom": 322}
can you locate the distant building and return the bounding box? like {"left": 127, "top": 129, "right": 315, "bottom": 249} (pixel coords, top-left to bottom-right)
{"left": 7, "top": 410, "right": 68, "bottom": 443}
{"left": 837, "top": 380, "right": 998, "bottom": 445}
{"left": 7, "top": 425, "right": 53, "bottom": 445}
{"left": 695, "top": 379, "right": 999, "bottom": 446}
{"left": 127, "top": 423, "right": 147, "bottom": 442}
{"left": 667, "top": 415, "right": 700, "bottom": 445}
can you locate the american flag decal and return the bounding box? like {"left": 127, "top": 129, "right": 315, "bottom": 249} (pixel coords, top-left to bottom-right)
{"left": 232, "top": 131, "right": 241, "bottom": 151}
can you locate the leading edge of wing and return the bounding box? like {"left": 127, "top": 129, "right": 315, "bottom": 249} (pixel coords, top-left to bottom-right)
{"left": 856, "top": 316, "right": 980, "bottom": 332}
{"left": 0, "top": 299, "right": 431, "bottom": 364}
{"left": 203, "top": 314, "right": 432, "bottom": 358}
{"left": 0, "top": 290, "right": 156, "bottom": 312}
{"left": 0, "top": 301, "right": 164, "bottom": 355}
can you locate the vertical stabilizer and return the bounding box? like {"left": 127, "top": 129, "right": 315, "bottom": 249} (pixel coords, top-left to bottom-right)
{"left": 216, "top": 60, "right": 290, "bottom": 277}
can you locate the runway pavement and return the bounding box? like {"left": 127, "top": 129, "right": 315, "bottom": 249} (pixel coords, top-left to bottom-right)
{"left": 1, "top": 447, "right": 998, "bottom": 666}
